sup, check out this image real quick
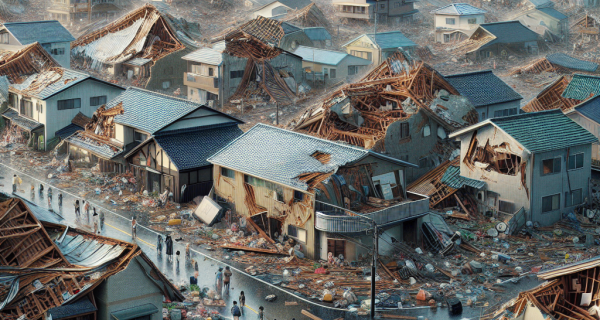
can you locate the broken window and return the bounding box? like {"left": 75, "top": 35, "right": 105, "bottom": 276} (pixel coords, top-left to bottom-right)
{"left": 568, "top": 153, "right": 584, "bottom": 170}
{"left": 222, "top": 167, "right": 235, "bottom": 179}
{"left": 399, "top": 122, "right": 410, "bottom": 139}
{"left": 57, "top": 98, "right": 81, "bottom": 110}
{"left": 542, "top": 194, "right": 560, "bottom": 213}
{"left": 273, "top": 184, "right": 284, "bottom": 202}
{"left": 542, "top": 157, "right": 561, "bottom": 175}
{"left": 294, "top": 190, "right": 304, "bottom": 202}
{"left": 90, "top": 95, "right": 107, "bottom": 106}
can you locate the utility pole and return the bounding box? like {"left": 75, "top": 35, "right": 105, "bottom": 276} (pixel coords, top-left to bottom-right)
{"left": 370, "top": 221, "right": 378, "bottom": 320}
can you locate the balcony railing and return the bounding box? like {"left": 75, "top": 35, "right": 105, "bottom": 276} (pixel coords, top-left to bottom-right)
{"left": 315, "top": 194, "right": 430, "bottom": 233}
{"left": 184, "top": 72, "right": 219, "bottom": 89}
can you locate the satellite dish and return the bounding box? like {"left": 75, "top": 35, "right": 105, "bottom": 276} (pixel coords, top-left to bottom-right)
{"left": 587, "top": 209, "right": 596, "bottom": 219}
{"left": 496, "top": 222, "right": 508, "bottom": 233}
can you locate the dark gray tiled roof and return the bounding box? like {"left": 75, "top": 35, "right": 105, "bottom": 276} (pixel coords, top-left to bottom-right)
{"left": 2, "top": 20, "right": 75, "bottom": 45}
{"left": 47, "top": 297, "right": 97, "bottom": 320}
{"left": 546, "top": 53, "right": 598, "bottom": 72}
{"left": 444, "top": 70, "right": 523, "bottom": 107}
{"left": 574, "top": 95, "right": 600, "bottom": 124}
{"left": 479, "top": 21, "right": 540, "bottom": 48}
{"left": 490, "top": 109, "right": 597, "bottom": 153}
{"left": 55, "top": 123, "right": 83, "bottom": 139}
{"left": 208, "top": 124, "right": 415, "bottom": 190}
{"left": 1, "top": 109, "right": 43, "bottom": 131}
{"left": 65, "top": 132, "right": 123, "bottom": 159}
{"left": 108, "top": 87, "right": 203, "bottom": 134}
{"left": 154, "top": 124, "right": 243, "bottom": 170}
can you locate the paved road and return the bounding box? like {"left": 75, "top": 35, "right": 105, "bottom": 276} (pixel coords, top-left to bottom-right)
{"left": 0, "top": 163, "right": 537, "bottom": 320}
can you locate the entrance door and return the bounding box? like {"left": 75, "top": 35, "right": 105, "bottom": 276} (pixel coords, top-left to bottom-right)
{"left": 148, "top": 172, "right": 161, "bottom": 194}
{"left": 327, "top": 239, "right": 345, "bottom": 258}
{"left": 403, "top": 219, "right": 418, "bottom": 245}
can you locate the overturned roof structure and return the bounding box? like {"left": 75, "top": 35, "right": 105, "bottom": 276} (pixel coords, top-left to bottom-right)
{"left": 0, "top": 197, "right": 183, "bottom": 320}
{"left": 510, "top": 52, "right": 599, "bottom": 75}
{"left": 0, "top": 42, "right": 61, "bottom": 84}
{"left": 277, "top": 3, "right": 332, "bottom": 30}
{"left": 294, "top": 50, "right": 478, "bottom": 150}
{"left": 522, "top": 74, "right": 600, "bottom": 112}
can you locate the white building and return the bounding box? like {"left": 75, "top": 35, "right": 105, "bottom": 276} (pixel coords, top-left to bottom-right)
{"left": 430, "top": 3, "right": 487, "bottom": 43}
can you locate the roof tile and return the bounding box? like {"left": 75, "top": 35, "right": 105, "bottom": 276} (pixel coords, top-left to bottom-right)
{"left": 444, "top": 70, "right": 523, "bottom": 107}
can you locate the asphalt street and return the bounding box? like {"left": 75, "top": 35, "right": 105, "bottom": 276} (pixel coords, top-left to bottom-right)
{"left": 0, "top": 163, "right": 536, "bottom": 320}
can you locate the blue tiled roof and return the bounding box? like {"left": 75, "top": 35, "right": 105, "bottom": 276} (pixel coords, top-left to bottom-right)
{"left": 562, "top": 74, "right": 600, "bottom": 101}
{"left": 108, "top": 87, "right": 204, "bottom": 134}
{"left": 444, "top": 70, "right": 522, "bottom": 107}
{"left": 441, "top": 165, "right": 486, "bottom": 189}
{"left": 154, "top": 124, "right": 243, "bottom": 171}
{"left": 55, "top": 123, "right": 83, "bottom": 139}
{"left": 2, "top": 20, "right": 75, "bottom": 45}
{"left": 574, "top": 95, "right": 600, "bottom": 124}
{"left": 546, "top": 53, "right": 598, "bottom": 72}
{"left": 1, "top": 109, "right": 43, "bottom": 131}
{"left": 479, "top": 21, "right": 540, "bottom": 48}
{"left": 430, "top": 3, "right": 487, "bottom": 15}
{"left": 343, "top": 31, "right": 416, "bottom": 49}
{"left": 303, "top": 27, "right": 331, "bottom": 41}
{"left": 490, "top": 109, "right": 597, "bottom": 153}
{"left": 293, "top": 46, "right": 371, "bottom": 66}
{"left": 208, "top": 124, "right": 415, "bottom": 190}
{"left": 538, "top": 7, "right": 567, "bottom": 20}
{"left": 47, "top": 297, "right": 97, "bottom": 320}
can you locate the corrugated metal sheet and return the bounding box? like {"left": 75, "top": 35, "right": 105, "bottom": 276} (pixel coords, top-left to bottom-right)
{"left": 182, "top": 47, "right": 223, "bottom": 65}
{"left": 430, "top": 3, "right": 487, "bottom": 15}
{"left": 57, "top": 234, "right": 127, "bottom": 267}
{"left": 440, "top": 166, "right": 486, "bottom": 189}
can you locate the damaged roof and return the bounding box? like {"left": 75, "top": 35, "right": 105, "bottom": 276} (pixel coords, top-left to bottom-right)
{"left": 182, "top": 42, "right": 225, "bottom": 66}
{"left": 478, "top": 21, "right": 540, "bottom": 48}
{"left": 209, "top": 124, "right": 416, "bottom": 191}
{"left": 343, "top": 31, "right": 417, "bottom": 49}
{"left": 10, "top": 67, "right": 123, "bottom": 100}
{"left": 293, "top": 46, "right": 372, "bottom": 66}
{"left": 561, "top": 74, "right": 600, "bottom": 100}
{"left": 451, "top": 109, "right": 598, "bottom": 153}
{"left": 1, "top": 21, "right": 75, "bottom": 45}
{"left": 65, "top": 131, "right": 123, "bottom": 159}
{"left": 0, "top": 42, "right": 61, "bottom": 84}
{"left": 2, "top": 109, "right": 43, "bottom": 131}
{"left": 430, "top": 3, "right": 487, "bottom": 15}
{"left": 108, "top": 87, "right": 204, "bottom": 134}
{"left": 441, "top": 165, "right": 486, "bottom": 189}
{"left": 573, "top": 95, "right": 600, "bottom": 124}
{"left": 545, "top": 53, "right": 598, "bottom": 72}
{"left": 302, "top": 27, "right": 331, "bottom": 41}
{"left": 444, "top": 70, "right": 523, "bottom": 107}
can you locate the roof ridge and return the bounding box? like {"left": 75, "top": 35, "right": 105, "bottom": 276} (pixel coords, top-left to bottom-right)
{"left": 3, "top": 20, "right": 61, "bottom": 25}
{"left": 296, "top": 45, "right": 347, "bottom": 55}
{"left": 481, "top": 20, "right": 522, "bottom": 26}
{"left": 124, "top": 86, "right": 206, "bottom": 105}
{"left": 490, "top": 108, "right": 561, "bottom": 123}
{"left": 445, "top": 69, "right": 493, "bottom": 77}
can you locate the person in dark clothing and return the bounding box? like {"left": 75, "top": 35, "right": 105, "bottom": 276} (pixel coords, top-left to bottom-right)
{"left": 58, "top": 193, "right": 63, "bottom": 206}
{"left": 224, "top": 266, "right": 233, "bottom": 294}
{"left": 165, "top": 235, "right": 173, "bottom": 262}
{"left": 92, "top": 208, "right": 99, "bottom": 234}
{"left": 74, "top": 200, "right": 80, "bottom": 217}
{"left": 238, "top": 291, "right": 246, "bottom": 315}
{"left": 258, "top": 306, "right": 264, "bottom": 320}
{"left": 231, "top": 301, "right": 241, "bottom": 320}
{"left": 157, "top": 235, "right": 163, "bottom": 255}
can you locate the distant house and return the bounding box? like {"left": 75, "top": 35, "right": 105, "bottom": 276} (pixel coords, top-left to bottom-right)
{"left": 342, "top": 31, "right": 417, "bottom": 65}
{"left": 293, "top": 46, "right": 371, "bottom": 86}
{"left": 513, "top": 53, "right": 598, "bottom": 76}
{"left": 47, "top": 0, "right": 124, "bottom": 26}
{"left": 2, "top": 68, "right": 124, "bottom": 151}
{"left": 513, "top": 0, "right": 568, "bottom": 41}
{"left": 430, "top": 3, "right": 487, "bottom": 43}
{"left": 303, "top": 27, "right": 332, "bottom": 48}
{"left": 71, "top": 4, "right": 201, "bottom": 92}
{"left": 332, "top": 0, "right": 418, "bottom": 23}
{"left": 449, "top": 109, "right": 597, "bottom": 226}
{"left": 209, "top": 123, "right": 430, "bottom": 260}
{"left": 464, "top": 21, "right": 544, "bottom": 60}
{"left": 444, "top": 70, "right": 523, "bottom": 120}
{"left": 566, "top": 96, "right": 600, "bottom": 168}
{"left": 0, "top": 21, "right": 74, "bottom": 68}
{"left": 252, "top": 0, "right": 313, "bottom": 18}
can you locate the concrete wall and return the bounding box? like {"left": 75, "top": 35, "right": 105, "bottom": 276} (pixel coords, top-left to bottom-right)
{"left": 44, "top": 79, "right": 124, "bottom": 147}
{"left": 434, "top": 14, "right": 484, "bottom": 30}
{"left": 530, "top": 144, "right": 592, "bottom": 225}
{"left": 476, "top": 100, "right": 522, "bottom": 121}
{"left": 95, "top": 259, "right": 164, "bottom": 320}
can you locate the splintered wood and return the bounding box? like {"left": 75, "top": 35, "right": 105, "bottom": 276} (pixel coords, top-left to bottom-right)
{"left": 295, "top": 51, "right": 459, "bottom": 149}
{"left": 521, "top": 76, "right": 582, "bottom": 112}
{"left": 0, "top": 42, "right": 61, "bottom": 84}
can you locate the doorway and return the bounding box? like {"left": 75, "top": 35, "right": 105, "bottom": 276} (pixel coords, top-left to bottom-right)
{"left": 148, "top": 172, "right": 161, "bottom": 194}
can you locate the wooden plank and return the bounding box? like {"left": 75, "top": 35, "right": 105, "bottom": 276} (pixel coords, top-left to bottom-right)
{"left": 20, "top": 245, "right": 55, "bottom": 268}
{"left": 246, "top": 216, "right": 275, "bottom": 244}
{"left": 454, "top": 194, "right": 471, "bottom": 216}
{"left": 220, "top": 244, "right": 286, "bottom": 255}
{"left": 285, "top": 301, "right": 299, "bottom": 306}
{"left": 301, "top": 309, "right": 322, "bottom": 320}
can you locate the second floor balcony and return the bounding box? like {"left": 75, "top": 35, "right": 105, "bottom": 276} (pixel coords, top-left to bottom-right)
{"left": 314, "top": 192, "right": 430, "bottom": 233}
{"left": 334, "top": 3, "right": 372, "bottom": 20}
{"left": 184, "top": 72, "right": 219, "bottom": 91}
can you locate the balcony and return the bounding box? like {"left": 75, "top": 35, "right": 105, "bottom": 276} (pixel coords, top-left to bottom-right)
{"left": 184, "top": 72, "right": 219, "bottom": 93}
{"left": 335, "top": 4, "right": 371, "bottom": 20}
{"left": 315, "top": 193, "right": 430, "bottom": 233}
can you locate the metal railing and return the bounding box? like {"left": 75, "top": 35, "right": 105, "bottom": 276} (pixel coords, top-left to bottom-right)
{"left": 314, "top": 195, "right": 430, "bottom": 233}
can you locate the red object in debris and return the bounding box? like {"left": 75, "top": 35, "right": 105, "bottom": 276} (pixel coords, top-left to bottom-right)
{"left": 531, "top": 266, "right": 542, "bottom": 273}
{"left": 416, "top": 289, "right": 428, "bottom": 301}
{"left": 315, "top": 267, "right": 329, "bottom": 274}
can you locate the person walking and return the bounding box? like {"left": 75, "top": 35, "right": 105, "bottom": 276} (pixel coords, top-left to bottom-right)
{"left": 39, "top": 184, "right": 44, "bottom": 194}
{"left": 258, "top": 306, "right": 264, "bottom": 320}
{"left": 157, "top": 235, "right": 163, "bottom": 255}
{"left": 12, "top": 174, "right": 19, "bottom": 193}
{"left": 231, "top": 301, "right": 241, "bottom": 320}
{"left": 238, "top": 291, "right": 246, "bottom": 315}
{"left": 224, "top": 266, "right": 233, "bottom": 295}
{"left": 215, "top": 267, "right": 223, "bottom": 298}
{"left": 99, "top": 210, "right": 105, "bottom": 231}
{"left": 74, "top": 200, "right": 80, "bottom": 217}
{"left": 131, "top": 216, "right": 137, "bottom": 239}
{"left": 58, "top": 193, "right": 63, "bottom": 207}
{"left": 83, "top": 200, "right": 90, "bottom": 223}
{"left": 47, "top": 187, "right": 53, "bottom": 210}
{"left": 176, "top": 250, "right": 181, "bottom": 273}
{"left": 92, "top": 208, "right": 99, "bottom": 234}
{"left": 165, "top": 235, "right": 173, "bottom": 262}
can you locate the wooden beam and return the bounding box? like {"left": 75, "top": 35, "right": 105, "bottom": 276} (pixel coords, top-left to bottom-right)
{"left": 20, "top": 245, "right": 55, "bottom": 268}
{"left": 246, "top": 217, "right": 275, "bottom": 244}
{"left": 301, "top": 309, "right": 322, "bottom": 320}
{"left": 0, "top": 200, "right": 21, "bottom": 224}
{"left": 0, "top": 227, "right": 40, "bottom": 239}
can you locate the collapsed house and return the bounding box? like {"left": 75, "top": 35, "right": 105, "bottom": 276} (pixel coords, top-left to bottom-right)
{"left": 63, "top": 87, "right": 244, "bottom": 202}
{"left": 208, "top": 123, "right": 430, "bottom": 260}
{"left": 211, "top": 16, "right": 304, "bottom": 107}
{"left": 449, "top": 109, "right": 597, "bottom": 227}
{"left": 510, "top": 53, "right": 599, "bottom": 75}
{"left": 2, "top": 67, "right": 124, "bottom": 151}
{"left": 430, "top": 3, "right": 487, "bottom": 44}
{"left": 512, "top": 0, "right": 569, "bottom": 42}
{"left": 522, "top": 73, "right": 600, "bottom": 112}
{"left": 571, "top": 14, "right": 600, "bottom": 42}
{"left": 70, "top": 4, "right": 201, "bottom": 91}
{"left": 0, "top": 196, "right": 183, "bottom": 320}
{"left": 0, "top": 42, "right": 61, "bottom": 84}
{"left": 294, "top": 50, "right": 478, "bottom": 183}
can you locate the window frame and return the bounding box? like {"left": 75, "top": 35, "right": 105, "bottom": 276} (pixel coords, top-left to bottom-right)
{"left": 542, "top": 193, "right": 560, "bottom": 213}
{"left": 20, "top": 99, "right": 33, "bottom": 118}
{"left": 498, "top": 199, "right": 515, "bottom": 214}
{"left": 221, "top": 167, "right": 235, "bottom": 180}
{"left": 134, "top": 131, "right": 147, "bottom": 142}
{"left": 468, "top": 18, "right": 477, "bottom": 24}
{"left": 446, "top": 18, "right": 456, "bottom": 25}
{"left": 57, "top": 98, "right": 81, "bottom": 110}
{"left": 542, "top": 157, "right": 561, "bottom": 176}
{"left": 568, "top": 153, "right": 584, "bottom": 171}
{"left": 90, "top": 95, "right": 107, "bottom": 106}
{"left": 348, "top": 65, "right": 358, "bottom": 76}
{"left": 287, "top": 225, "right": 307, "bottom": 243}
{"left": 329, "top": 68, "right": 337, "bottom": 79}
{"left": 399, "top": 122, "right": 410, "bottom": 139}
